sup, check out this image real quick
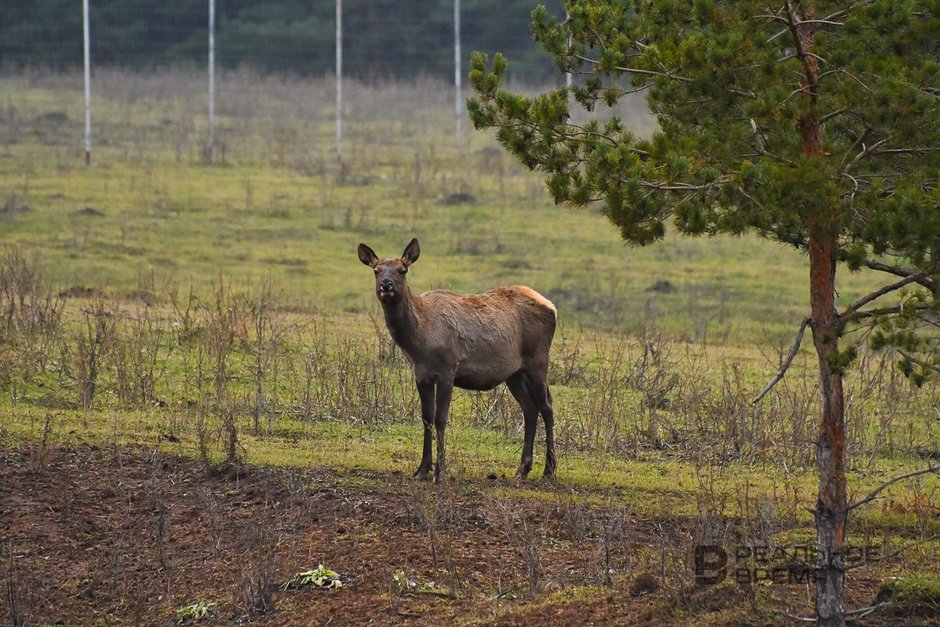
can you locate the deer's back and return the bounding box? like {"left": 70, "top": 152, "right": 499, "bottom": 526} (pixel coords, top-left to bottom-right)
{"left": 416, "top": 286, "right": 556, "bottom": 379}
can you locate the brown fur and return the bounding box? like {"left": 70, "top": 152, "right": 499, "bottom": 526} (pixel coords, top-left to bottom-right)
{"left": 358, "top": 238, "right": 557, "bottom": 481}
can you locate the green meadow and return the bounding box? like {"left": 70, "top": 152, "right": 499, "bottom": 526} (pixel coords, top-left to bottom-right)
{"left": 1, "top": 68, "right": 938, "bottom": 623}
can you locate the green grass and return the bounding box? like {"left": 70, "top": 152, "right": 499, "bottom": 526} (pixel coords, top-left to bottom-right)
{"left": 4, "top": 394, "right": 937, "bottom": 536}
{"left": 0, "top": 69, "right": 890, "bottom": 342}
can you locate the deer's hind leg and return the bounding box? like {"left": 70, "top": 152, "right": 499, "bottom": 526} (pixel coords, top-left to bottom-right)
{"left": 507, "top": 371, "right": 540, "bottom": 479}
{"left": 524, "top": 368, "right": 556, "bottom": 478}
{"left": 433, "top": 379, "right": 454, "bottom": 483}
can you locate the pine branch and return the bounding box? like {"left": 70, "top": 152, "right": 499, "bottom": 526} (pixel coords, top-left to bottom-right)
{"left": 496, "top": 116, "right": 642, "bottom": 160}
{"left": 757, "top": 13, "right": 847, "bottom": 27}
{"left": 767, "top": 28, "right": 789, "bottom": 43}
{"left": 863, "top": 261, "right": 936, "bottom": 291}
{"left": 849, "top": 305, "right": 903, "bottom": 321}
{"left": 572, "top": 54, "right": 756, "bottom": 99}
{"left": 802, "top": 19, "right": 846, "bottom": 27}
{"left": 754, "top": 12, "right": 789, "bottom": 25}
{"left": 819, "top": 69, "right": 874, "bottom": 92}
{"left": 752, "top": 317, "right": 811, "bottom": 404}
{"left": 818, "top": 8, "right": 852, "bottom": 23}
{"left": 842, "top": 69, "right": 876, "bottom": 92}
{"left": 780, "top": 85, "right": 815, "bottom": 105}
{"left": 639, "top": 180, "right": 729, "bottom": 192}
{"left": 841, "top": 272, "right": 928, "bottom": 318}
{"left": 842, "top": 172, "right": 861, "bottom": 199}
{"left": 844, "top": 138, "right": 890, "bottom": 174}
{"left": 870, "top": 147, "right": 940, "bottom": 157}
{"left": 606, "top": 63, "right": 693, "bottom": 84}
{"left": 839, "top": 127, "right": 873, "bottom": 171}
{"left": 736, "top": 186, "right": 769, "bottom": 213}
{"left": 820, "top": 107, "right": 849, "bottom": 123}
{"left": 767, "top": 5, "right": 853, "bottom": 41}
{"left": 750, "top": 119, "right": 798, "bottom": 165}
{"left": 897, "top": 350, "right": 940, "bottom": 375}
{"left": 778, "top": 51, "right": 828, "bottom": 65}
{"left": 846, "top": 465, "right": 940, "bottom": 512}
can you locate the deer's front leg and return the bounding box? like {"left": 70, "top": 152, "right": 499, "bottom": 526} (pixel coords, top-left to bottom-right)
{"left": 414, "top": 379, "right": 435, "bottom": 481}
{"left": 433, "top": 379, "right": 454, "bottom": 483}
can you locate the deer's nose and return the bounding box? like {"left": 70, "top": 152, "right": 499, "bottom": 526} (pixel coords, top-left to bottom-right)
{"left": 379, "top": 279, "right": 394, "bottom": 292}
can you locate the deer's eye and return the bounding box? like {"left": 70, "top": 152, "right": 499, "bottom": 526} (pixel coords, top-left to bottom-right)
{"left": 373, "top": 268, "right": 379, "bottom": 275}
{"left": 399, "top": 268, "right": 407, "bottom": 276}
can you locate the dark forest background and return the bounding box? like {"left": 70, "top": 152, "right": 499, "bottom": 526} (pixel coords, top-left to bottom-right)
{"left": 0, "top": 0, "right": 565, "bottom": 81}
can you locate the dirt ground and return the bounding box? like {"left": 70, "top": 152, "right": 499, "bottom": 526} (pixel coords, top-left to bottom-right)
{"left": 0, "top": 445, "right": 932, "bottom": 625}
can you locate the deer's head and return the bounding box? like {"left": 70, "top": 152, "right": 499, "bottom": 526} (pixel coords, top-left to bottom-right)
{"left": 358, "top": 238, "right": 420, "bottom": 305}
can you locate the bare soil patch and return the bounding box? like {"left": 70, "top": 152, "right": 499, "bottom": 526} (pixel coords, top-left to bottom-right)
{"left": 0, "top": 445, "right": 928, "bottom": 625}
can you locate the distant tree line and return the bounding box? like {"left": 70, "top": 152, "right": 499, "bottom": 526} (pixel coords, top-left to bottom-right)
{"left": 0, "top": 0, "right": 565, "bottom": 82}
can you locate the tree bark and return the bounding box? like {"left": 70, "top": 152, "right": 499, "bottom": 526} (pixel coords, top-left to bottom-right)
{"left": 803, "top": 103, "right": 847, "bottom": 625}
{"left": 793, "top": 5, "right": 848, "bottom": 611}
{"left": 809, "top": 230, "right": 847, "bottom": 627}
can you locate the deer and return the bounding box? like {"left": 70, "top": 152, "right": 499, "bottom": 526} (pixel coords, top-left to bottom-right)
{"left": 358, "top": 238, "right": 557, "bottom": 482}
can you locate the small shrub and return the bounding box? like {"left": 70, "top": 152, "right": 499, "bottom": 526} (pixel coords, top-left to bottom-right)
{"left": 74, "top": 295, "right": 117, "bottom": 410}
{"left": 282, "top": 564, "right": 344, "bottom": 590}
{"left": 176, "top": 600, "right": 215, "bottom": 624}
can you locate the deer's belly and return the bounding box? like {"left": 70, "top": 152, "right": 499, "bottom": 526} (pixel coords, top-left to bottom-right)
{"left": 453, "top": 357, "right": 519, "bottom": 391}
{"left": 453, "top": 375, "right": 504, "bottom": 391}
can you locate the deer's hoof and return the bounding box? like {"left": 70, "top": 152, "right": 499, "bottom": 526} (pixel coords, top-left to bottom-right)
{"left": 514, "top": 468, "right": 531, "bottom": 481}
{"left": 413, "top": 467, "right": 431, "bottom": 481}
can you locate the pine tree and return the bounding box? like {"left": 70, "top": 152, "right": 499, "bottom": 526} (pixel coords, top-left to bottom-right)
{"left": 469, "top": 2, "right": 939, "bottom": 624}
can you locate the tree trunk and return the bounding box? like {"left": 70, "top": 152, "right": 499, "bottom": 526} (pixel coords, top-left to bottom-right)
{"left": 809, "top": 230, "right": 847, "bottom": 627}
{"left": 797, "top": 5, "right": 847, "bottom": 605}
{"left": 798, "top": 33, "right": 847, "bottom": 615}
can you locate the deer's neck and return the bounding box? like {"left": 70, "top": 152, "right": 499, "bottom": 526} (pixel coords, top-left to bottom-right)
{"left": 382, "top": 287, "right": 423, "bottom": 356}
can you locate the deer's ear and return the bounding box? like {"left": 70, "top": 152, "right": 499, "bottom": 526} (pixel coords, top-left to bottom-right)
{"left": 358, "top": 243, "right": 379, "bottom": 267}
{"left": 402, "top": 238, "right": 420, "bottom": 267}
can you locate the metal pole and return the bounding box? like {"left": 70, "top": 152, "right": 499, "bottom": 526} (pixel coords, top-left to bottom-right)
{"left": 454, "top": 0, "right": 462, "bottom": 147}
{"left": 207, "top": 0, "right": 216, "bottom": 162}
{"left": 82, "top": 0, "right": 91, "bottom": 165}
{"left": 336, "top": 0, "right": 343, "bottom": 158}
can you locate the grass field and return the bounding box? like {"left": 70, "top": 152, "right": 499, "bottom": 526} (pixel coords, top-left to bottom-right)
{"left": 1, "top": 68, "right": 938, "bottom": 625}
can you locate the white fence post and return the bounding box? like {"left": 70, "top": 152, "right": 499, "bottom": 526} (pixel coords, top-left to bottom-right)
{"left": 82, "top": 0, "right": 92, "bottom": 165}
{"left": 207, "top": 0, "right": 216, "bottom": 162}
{"left": 336, "top": 0, "right": 343, "bottom": 158}
{"left": 454, "top": 0, "right": 462, "bottom": 148}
